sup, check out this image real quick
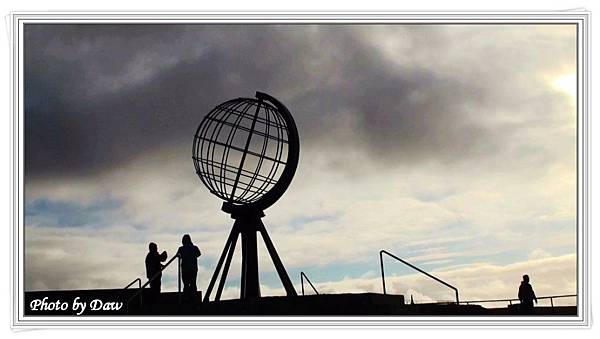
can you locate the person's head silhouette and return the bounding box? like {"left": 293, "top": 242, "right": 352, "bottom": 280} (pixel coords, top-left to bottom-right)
{"left": 149, "top": 242, "right": 157, "bottom": 252}
{"left": 523, "top": 274, "right": 530, "bottom": 283}
{"left": 182, "top": 234, "right": 192, "bottom": 246}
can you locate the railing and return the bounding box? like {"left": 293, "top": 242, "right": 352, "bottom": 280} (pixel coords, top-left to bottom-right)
{"left": 379, "top": 250, "right": 459, "bottom": 304}
{"left": 122, "top": 278, "right": 142, "bottom": 308}
{"left": 125, "top": 254, "right": 181, "bottom": 312}
{"left": 300, "top": 272, "right": 319, "bottom": 295}
{"left": 459, "top": 294, "right": 577, "bottom": 309}
{"left": 124, "top": 277, "right": 142, "bottom": 290}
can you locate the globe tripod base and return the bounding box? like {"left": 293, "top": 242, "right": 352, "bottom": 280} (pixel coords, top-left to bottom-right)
{"left": 203, "top": 208, "right": 298, "bottom": 302}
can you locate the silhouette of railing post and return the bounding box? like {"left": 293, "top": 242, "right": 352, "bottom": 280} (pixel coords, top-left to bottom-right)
{"left": 178, "top": 255, "right": 181, "bottom": 304}
{"left": 379, "top": 250, "right": 460, "bottom": 304}
{"left": 380, "top": 251, "right": 387, "bottom": 295}
{"left": 300, "top": 272, "right": 319, "bottom": 296}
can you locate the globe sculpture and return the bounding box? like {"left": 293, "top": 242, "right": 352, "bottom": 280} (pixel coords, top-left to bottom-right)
{"left": 193, "top": 92, "right": 299, "bottom": 301}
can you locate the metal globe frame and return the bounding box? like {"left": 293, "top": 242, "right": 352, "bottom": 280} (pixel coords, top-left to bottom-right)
{"left": 193, "top": 92, "right": 299, "bottom": 301}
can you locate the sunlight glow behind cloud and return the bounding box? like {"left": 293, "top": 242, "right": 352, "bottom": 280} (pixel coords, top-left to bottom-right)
{"left": 552, "top": 72, "right": 577, "bottom": 100}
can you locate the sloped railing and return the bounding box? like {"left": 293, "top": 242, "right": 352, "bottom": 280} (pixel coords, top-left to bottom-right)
{"left": 300, "top": 271, "right": 319, "bottom": 295}
{"left": 122, "top": 277, "right": 142, "bottom": 308}
{"left": 125, "top": 254, "right": 181, "bottom": 312}
{"left": 380, "top": 249, "right": 459, "bottom": 304}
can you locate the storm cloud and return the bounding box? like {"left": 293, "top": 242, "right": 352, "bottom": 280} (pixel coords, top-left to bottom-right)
{"left": 25, "top": 24, "right": 575, "bottom": 180}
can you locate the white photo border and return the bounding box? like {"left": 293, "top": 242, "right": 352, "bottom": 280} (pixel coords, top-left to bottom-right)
{"left": 9, "top": 11, "right": 591, "bottom": 329}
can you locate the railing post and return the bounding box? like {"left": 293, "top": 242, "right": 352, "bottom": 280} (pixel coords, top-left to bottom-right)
{"left": 380, "top": 251, "right": 387, "bottom": 295}
{"left": 178, "top": 255, "right": 181, "bottom": 304}
{"left": 138, "top": 279, "right": 143, "bottom": 308}
{"left": 301, "top": 273, "right": 305, "bottom": 296}
{"left": 550, "top": 297, "right": 554, "bottom": 308}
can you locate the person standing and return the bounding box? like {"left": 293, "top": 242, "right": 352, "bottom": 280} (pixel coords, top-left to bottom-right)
{"left": 145, "top": 242, "right": 168, "bottom": 295}
{"left": 518, "top": 274, "right": 538, "bottom": 314}
{"left": 177, "top": 234, "right": 201, "bottom": 301}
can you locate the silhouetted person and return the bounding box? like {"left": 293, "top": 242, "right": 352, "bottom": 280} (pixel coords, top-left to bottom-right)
{"left": 177, "top": 234, "right": 201, "bottom": 301}
{"left": 145, "top": 242, "right": 168, "bottom": 297}
{"left": 518, "top": 274, "right": 537, "bottom": 314}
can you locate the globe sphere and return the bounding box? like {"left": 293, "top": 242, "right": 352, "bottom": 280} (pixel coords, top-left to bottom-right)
{"left": 193, "top": 93, "right": 298, "bottom": 209}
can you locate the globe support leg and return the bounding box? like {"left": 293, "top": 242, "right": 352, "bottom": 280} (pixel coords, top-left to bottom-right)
{"left": 240, "top": 223, "right": 261, "bottom": 299}
{"left": 258, "top": 220, "right": 298, "bottom": 297}
{"left": 203, "top": 225, "right": 239, "bottom": 303}
{"left": 215, "top": 224, "right": 240, "bottom": 301}
{"left": 204, "top": 209, "right": 298, "bottom": 302}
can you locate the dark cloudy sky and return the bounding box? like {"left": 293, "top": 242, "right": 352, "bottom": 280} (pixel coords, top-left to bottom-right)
{"left": 24, "top": 24, "right": 577, "bottom": 303}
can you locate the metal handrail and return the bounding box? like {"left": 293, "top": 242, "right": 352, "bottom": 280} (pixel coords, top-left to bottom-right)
{"left": 460, "top": 294, "right": 577, "bottom": 308}
{"left": 300, "top": 272, "right": 319, "bottom": 295}
{"left": 380, "top": 249, "right": 460, "bottom": 304}
{"left": 125, "top": 254, "right": 181, "bottom": 312}
{"left": 122, "top": 278, "right": 142, "bottom": 308}
{"left": 124, "top": 277, "right": 142, "bottom": 290}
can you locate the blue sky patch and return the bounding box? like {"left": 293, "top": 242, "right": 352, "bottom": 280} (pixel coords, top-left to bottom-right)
{"left": 25, "top": 197, "right": 124, "bottom": 228}
{"left": 289, "top": 213, "right": 338, "bottom": 228}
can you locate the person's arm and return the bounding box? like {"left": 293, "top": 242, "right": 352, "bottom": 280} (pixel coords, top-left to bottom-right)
{"left": 532, "top": 288, "right": 537, "bottom": 303}
{"left": 195, "top": 246, "right": 201, "bottom": 258}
